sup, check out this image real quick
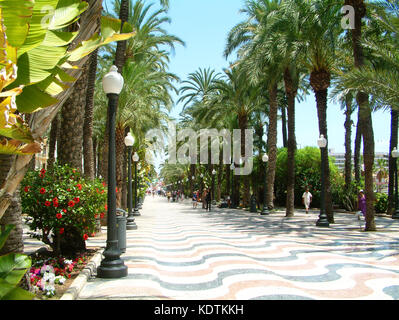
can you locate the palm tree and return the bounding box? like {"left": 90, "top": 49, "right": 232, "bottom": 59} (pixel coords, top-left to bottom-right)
{"left": 224, "top": 0, "right": 282, "bottom": 210}
{"left": 290, "top": 0, "right": 342, "bottom": 223}
{"left": 344, "top": 0, "right": 376, "bottom": 230}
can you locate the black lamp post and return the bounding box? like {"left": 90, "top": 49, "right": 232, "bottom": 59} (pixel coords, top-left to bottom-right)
{"left": 97, "top": 66, "right": 128, "bottom": 279}
{"left": 316, "top": 134, "right": 329, "bottom": 227}
{"left": 125, "top": 132, "right": 137, "bottom": 230}
{"left": 212, "top": 169, "right": 216, "bottom": 205}
{"left": 133, "top": 152, "right": 140, "bottom": 216}
{"left": 392, "top": 147, "right": 399, "bottom": 219}
{"left": 261, "top": 153, "right": 270, "bottom": 215}
{"left": 137, "top": 163, "right": 142, "bottom": 209}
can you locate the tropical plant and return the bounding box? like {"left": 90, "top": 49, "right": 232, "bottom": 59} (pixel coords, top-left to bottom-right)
{"left": 0, "top": 0, "right": 135, "bottom": 221}
{"left": 0, "top": 224, "right": 34, "bottom": 300}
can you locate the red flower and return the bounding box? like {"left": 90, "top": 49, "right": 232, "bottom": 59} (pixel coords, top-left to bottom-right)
{"left": 67, "top": 188, "right": 71, "bottom": 192}
{"left": 53, "top": 202, "right": 59, "bottom": 208}
{"left": 74, "top": 197, "right": 80, "bottom": 203}
{"left": 94, "top": 214, "right": 98, "bottom": 219}
{"left": 102, "top": 182, "right": 106, "bottom": 187}
{"left": 100, "top": 212, "right": 105, "bottom": 219}
{"left": 83, "top": 234, "right": 88, "bottom": 241}
{"left": 39, "top": 188, "right": 46, "bottom": 194}
{"left": 62, "top": 209, "right": 67, "bottom": 213}
{"left": 40, "top": 168, "right": 46, "bottom": 175}
{"left": 44, "top": 201, "right": 51, "bottom": 207}
{"left": 59, "top": 228, "right": 64, "bottom": 234}
{"left": 53, "top": 197, "right": 59, "bottom": 203}
{"left": 56, "top": 213, "right": 63, "bottom": 219}
{"left": 68, "top": 200, "right": 75, "bottom": 207}
{"left": 104, "top": 204, "right": 108, "bottom": 211}
{"left": 24, "top": 186, "right": 30, "bottom": 192}
{"left": 76, "top": 184, "right": 82, "bottom": 191}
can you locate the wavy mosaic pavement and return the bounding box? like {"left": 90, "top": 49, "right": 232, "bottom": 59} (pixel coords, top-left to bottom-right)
{"left": 78, "top": 197, "right": 399, "bottom": 300}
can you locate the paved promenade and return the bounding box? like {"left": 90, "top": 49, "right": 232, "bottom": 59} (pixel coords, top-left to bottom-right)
{"left": 75, "top": 196, "right": 399, "bottom": 300}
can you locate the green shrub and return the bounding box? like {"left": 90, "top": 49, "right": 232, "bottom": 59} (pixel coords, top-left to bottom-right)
{"left": 375, "top": 193, "right": 388, "bottom": 214}
{"left": 274, "top": 147, "right": 343, "bottom": 208}
{"left": 21, "top": 164, "right": 107, "bottom": 255}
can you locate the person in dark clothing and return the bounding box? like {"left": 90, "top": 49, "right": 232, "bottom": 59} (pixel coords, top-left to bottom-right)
{"left": 206, "top": 188, "right": 212, "bottom": 211}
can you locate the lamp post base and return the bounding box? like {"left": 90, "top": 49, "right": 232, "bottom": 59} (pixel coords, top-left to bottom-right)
{"left": 392, "top": 209, "right": 399, "bottom": 219}
{"left": 97, "top": 247, "right": 128, "bottom": 279}
{"left": 260, "top": 206, "right": 269, "bottom": 215}
{"left": 133, "top": 208, "right": 141, "bottom": 216}
{"left": 126, "top": 219, "right": 138, "bottom": 230}
{"left": 97, "top": 260, "right": 128, "bottom": 279}
{"left": 316, "top": 215, "right": 330, "bottom": 227}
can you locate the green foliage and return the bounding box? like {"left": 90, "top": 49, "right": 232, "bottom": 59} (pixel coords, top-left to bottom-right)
{"left": 0, "top": 225, "right": 35, "bottom": 300}
{"left": 375, "top": 193, "right": 388, "bottom": 214}
{"left": 20, "top": 163, "right": 107, "bottom": 253}
{"left": 274, "top": 147, "right": 343, "bottom": 208}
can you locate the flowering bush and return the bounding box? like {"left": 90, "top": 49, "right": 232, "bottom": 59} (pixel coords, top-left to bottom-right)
{"left": 21, "top": 163, "right": 107, "bottom": 255}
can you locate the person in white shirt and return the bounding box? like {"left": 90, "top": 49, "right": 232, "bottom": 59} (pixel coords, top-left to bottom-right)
{"left": 302, "top": 187, "right": 312, "bottom": 214}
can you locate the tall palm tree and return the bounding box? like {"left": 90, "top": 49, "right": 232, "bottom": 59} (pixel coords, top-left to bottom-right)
{"left": 289, "top": 0, "right": 342, "bottom": 223}
{"left": 344, "top": 0, "right": 376, "bottom": 230}
{"left": 224, "top": 0, "right": 282, "bottom": 210}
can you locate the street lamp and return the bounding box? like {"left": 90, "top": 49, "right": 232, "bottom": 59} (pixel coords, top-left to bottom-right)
{"left": 212, "top": 169, "right": 216, "bottom": 205}
{"left": 137, "top": 163, "right": 142, "bottom": 209}
{"left": 391, "top": 147, "right": 399, "bottom": 219}
{"left": 125, "top": 132, "right": 137, "bottom": 230}
{"left": 316, "top": 134, "right": 329, "bottom": 227}
{"left": 97, "top": 66, "right": 128, "bottom": 279}
{"left": 132, "top": 152, "right": 140, "bottom": 216}
{"left": 261, "top": 154, "right": 270, "bottom": 215}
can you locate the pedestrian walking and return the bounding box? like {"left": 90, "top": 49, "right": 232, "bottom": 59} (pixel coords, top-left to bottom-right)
{"left": 358, "top": 190, "right": 367, "bottom": 218}
{"left": 302, "top": 187, "right": 312, "bottom": 214}
{"left": 167, "top": 191, "right": 171, "bottom": 202}
{"left": 206, "top": 188, "right": 212, "bottom": 211}
{"left": 202, "top": 189, "right": 207, "bottom": 209}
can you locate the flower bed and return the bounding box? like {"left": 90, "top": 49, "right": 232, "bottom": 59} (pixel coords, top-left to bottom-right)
{"left": 23, "top": 248, "right": 99, "bottom": 299}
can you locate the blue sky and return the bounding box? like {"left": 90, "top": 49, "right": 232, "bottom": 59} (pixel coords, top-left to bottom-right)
{"left": 105, "top": 0, "right": 390, "bottom": 154}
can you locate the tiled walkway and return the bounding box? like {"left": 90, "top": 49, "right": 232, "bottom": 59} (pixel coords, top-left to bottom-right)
{"left": 76, "top": 196, "right": 399, "bottom": 300}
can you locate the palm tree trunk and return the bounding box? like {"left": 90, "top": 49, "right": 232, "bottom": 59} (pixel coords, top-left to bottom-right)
{"left": 349, "top": 0, "right": 376, "bottom": 231}
{"left": 239, "top": 114, "right": 250, "bottom": 207}
{"left": 266, "top": 83, "right": 278, "bottom": 210}
{"left": 284, "top": 68, "right": 297, "bottom": 217}
{"left": 281, "top": 105, "right": 288, "bottom": 148}
{"left": 115, "top": 124, "right": 126, "bottom": 209}
{"left": 83, "top": 49, "right": 98, "bottom": 181}
{"left": 344, "top": 96, "right": 353, "bottom": 190}
{"left": 314, "top": 87, "right": 334, "bottom": 223}
{"left": 354, "top": 110, "right": 362, "bottom": 183}
{"left": 388, "top": 108, "right": 398, "bottom": 215}
{"left": 59, "top": 62, "right": 89, "bottom": 171}
{"left": 48, "top": 114, "right": 59, "bottom": 169}
{"left": 0, "top": 155, "right": 23, "bottom": 255}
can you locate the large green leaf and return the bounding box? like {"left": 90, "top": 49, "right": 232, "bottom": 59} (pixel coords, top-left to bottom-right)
{"left": 67, "top": 16, "right": 135, "bottom": 62}
{"left": 15, "top": 84, "right": 58, "bottom": 113}
{"left": 49, "top": 0, "right": 87, "bottom": 30}
{"left": 0, "top": 0, "right": 34, "bottom": 48}
{"left": 17, "top": 0, "right": 60, "bottom": 57}
{"left": 0, "top": 252, "right": 31, "bottom": 285}
{"left": 0, "top": 280, "right": 35, "bottom": 300}
{"left": 0, "top": 224, "right": 14, "bottom": 250}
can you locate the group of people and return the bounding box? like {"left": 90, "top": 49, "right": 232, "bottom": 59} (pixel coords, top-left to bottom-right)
{"left": 192, "top": 189, "right": 212, "bottom": 211}
{"left": 302, "top": 187, "right": 368, "bottom": 219}
{"left": 166, "top": 190, "right": 184, "bottom": 203}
